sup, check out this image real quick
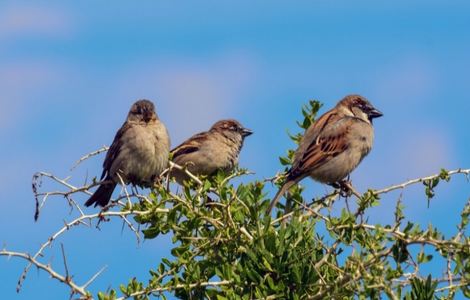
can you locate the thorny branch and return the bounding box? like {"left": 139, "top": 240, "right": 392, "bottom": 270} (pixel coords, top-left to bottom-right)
{"left": 1, "top": 146, "right": 469, "bottom": 299}
{"left": 20, "top": 148, "right": 176, "bottom": 294}
{"left": 13, "top": 146, "right": 225, "bottom": 296}
{"left": 17, "top": 208, "right": 168, "bottom": 293}
{"left": 71, "top": 146, "right": 109, "bottom": 171}
{"left": 116, "top": 280, "right": 232, "bottom": 300}
{"left": 0, "top": 249, "right": 88, "bottom": 297}
{"left": 374, "top": 168, "right": 470, "bottom": 195}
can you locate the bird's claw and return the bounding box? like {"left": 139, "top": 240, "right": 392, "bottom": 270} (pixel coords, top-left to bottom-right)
{"left": 332, "top": 180, "right": 353, "bottom": 197}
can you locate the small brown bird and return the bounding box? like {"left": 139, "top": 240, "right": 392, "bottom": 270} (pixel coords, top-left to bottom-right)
{"left": 267, "top": 95, "right": 383, "bottom": 213}
{"left": 85, "top": 99, "right": 170, "bottom": 207}
{"left": 170, "top": 119, "right": 252, "bottom": 184}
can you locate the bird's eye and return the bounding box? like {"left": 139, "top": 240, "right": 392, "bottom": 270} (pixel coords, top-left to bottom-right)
{"left": 356, "top": 101, "right": 366, "bottom": 110}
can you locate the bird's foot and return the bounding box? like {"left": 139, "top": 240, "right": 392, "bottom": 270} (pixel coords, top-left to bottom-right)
{"left": 96, "top": 205, "right": 111, "bottom": 226}
{"left": 154, "top": 176, "right": 163, "bottom": 185}
{"left": 204, "top": 195, "right": 215, "bottom": 208}
{"left": 332, "top": 180, "right": 353, "bottom": 198}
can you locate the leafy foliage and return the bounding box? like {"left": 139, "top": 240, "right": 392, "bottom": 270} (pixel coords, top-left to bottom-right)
{"left": 404, "top": 275, "right": 438, "bottom": 300}
{"left": 3, "top": 100, "right": 468, "bottom": 300}
{"left": 94, "top": 100, "right": 469, "bottom": 299}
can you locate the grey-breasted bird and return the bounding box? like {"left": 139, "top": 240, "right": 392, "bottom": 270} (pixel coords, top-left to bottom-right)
{"left": 85, "top": 99, "right": 170, "bottom": 207}
{"left": 170, "top": 119, "right": 252, "bottom": 184}
{"left": 267, "top": 95, "right": 383, "bottom": 213}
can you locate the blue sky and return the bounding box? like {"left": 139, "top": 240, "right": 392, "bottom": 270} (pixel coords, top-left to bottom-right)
{"left": 1, "top": 1, "right": 469, "bottom": 299}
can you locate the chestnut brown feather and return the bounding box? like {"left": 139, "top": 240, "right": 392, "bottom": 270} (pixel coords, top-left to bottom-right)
{"left": 267, "top": 94, "right": 382, "bottom": 214}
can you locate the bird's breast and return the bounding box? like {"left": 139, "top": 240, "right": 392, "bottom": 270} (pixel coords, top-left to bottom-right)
{"left": 110, "top": 123, "right": 170, "bottom": 186}
{"left": 310, "top": 123, "right": 374, "bottom": 183}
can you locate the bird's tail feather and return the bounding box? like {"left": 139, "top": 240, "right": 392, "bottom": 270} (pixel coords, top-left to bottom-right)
{"left": 267, "top": 180, "right": 296, "bottom": 214}
{"left": 84, "top": 181, "right": 116, "bottom": 207}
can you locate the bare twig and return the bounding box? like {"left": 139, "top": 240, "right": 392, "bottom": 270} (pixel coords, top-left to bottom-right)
{"left": 374, "top": 168, "right": 470, "bottom": 195}
{"left": 271, "top": 191, "right": 339, "bottom": 225}
{"left": 83, "top": 266, "right": 108, "bottom": 289}
{"left": 60, "top": 243, "right": 70, "bottom": 282}
{"left": 15, "top": 148, "right": 470, "bottom": 300}
{"left": 71, "top": 146, "right": 109, "bottom": 171}
{"left": 116, "top": 172, "right": 132, "bottom": 208}
{"left": 167, "top": 161, "right": 203, "bottom": 185}
{"left": 17, "top": 209, "right": 166, "bottom": 292}
{"left": 116, "top": 280, "right": 231, "bottom": 300}
{"left": 33, "top": 171, "right": 100, "bottom": 221}
{"left": 0, "top": 249, "right": 87, "bottom": 296}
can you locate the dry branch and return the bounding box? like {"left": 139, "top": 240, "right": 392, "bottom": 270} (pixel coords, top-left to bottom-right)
{"left": 2, "top": 148, "right": 469, "bottom": 299}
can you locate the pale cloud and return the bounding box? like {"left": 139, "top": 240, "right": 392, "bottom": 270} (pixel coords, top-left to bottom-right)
{"left": 372, "top": 54, "right": 439, "bottom": 104}
{"left": 395, "top": 127, "right": 454, "bottom": 176}
{"left": 354, "top": 125, "right": 454, "bottom": 190}
{"left": 0, "top": 4, "right": 73, "bottom": 39}
{"left": 0, "top": 4, "right": 73, "bottom": 132}
{"left": 113, "top": 51, "right": 258, "bottom": 142}
{"left": 351, "top": 125, "right": 455, "bottom": 223}
{"left": 0, "top": 62, "right": 60, "bottom": 91}
{"left": 0, "top": 62, "right": 64, "bottom": 132}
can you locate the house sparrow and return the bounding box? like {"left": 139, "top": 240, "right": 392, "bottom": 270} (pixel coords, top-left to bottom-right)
{"left": 85, "top": 99, "right": 170, "bottom": 207}
{"left": 170, "top": 119, "right": 252, "bottom": 184}
{"left": 267, "top": 94, "right": 383, "bottom": 213}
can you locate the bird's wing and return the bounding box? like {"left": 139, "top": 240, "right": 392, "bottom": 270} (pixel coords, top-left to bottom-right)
{"left": 170, "top": 131, "right": 209, "bottom": 158}
{"left": 288, "top": 113, "right": 353, "bottom": 180}
{"left": 101, "top": 122, "right": 132, "bottom": 180}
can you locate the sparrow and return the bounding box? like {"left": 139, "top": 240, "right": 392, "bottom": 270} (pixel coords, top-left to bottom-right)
{"left": 85, "top": 99, "right": 170, "bottom": 207}
{"left": 267, "top": 94, "right": 383, "bottom": 213}
{"left": 170, "top": 119, "right": 252, "bottom": 184}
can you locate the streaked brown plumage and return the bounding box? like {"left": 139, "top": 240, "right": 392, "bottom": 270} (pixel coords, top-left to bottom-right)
{"left": 85, "top": 99, "right": 170, "bottom": 207}
{"left": 170, "top": 119, "right": 252, "bottom": 184}
{"left": 267, "top": 94, "right": 383, "bottom": 213}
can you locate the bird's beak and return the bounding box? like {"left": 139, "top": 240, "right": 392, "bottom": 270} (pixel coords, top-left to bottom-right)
{"left": 241, "top": 128, "right": 253, "bottom": 137}
{"left": 143, "top": 110, "right": 153, "bottom": 122}
{"left": 367, "top": 107, "right": 383, "bottom": 119}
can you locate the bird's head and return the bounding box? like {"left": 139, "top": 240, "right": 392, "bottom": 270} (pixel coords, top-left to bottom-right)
{"left": 211, "top": 119, "right": 253, "bottom": 139}
{"left": 338, "top": 94, "right": 383, "bottom": 124}
{"left": 128, "top": 99, "right": 158, "bottom": 123}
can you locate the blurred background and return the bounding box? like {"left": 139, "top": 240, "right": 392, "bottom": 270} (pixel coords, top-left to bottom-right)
{"left": 1, "top": 1, "right": 469, "bottom": 299}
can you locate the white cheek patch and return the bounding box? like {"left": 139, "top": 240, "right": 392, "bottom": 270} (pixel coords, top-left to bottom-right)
{"left": 352, "top": 109, "right": 370, "bottom": 124}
